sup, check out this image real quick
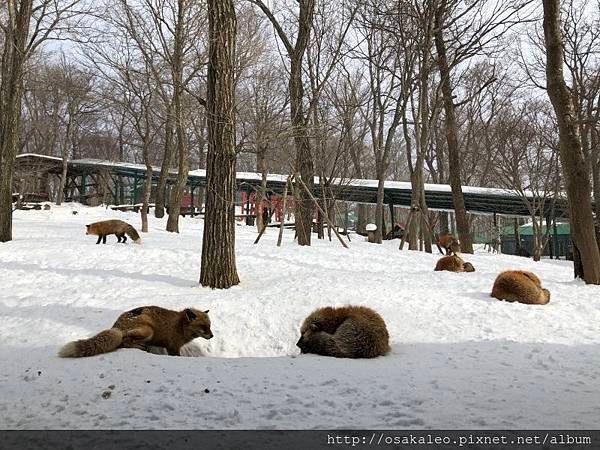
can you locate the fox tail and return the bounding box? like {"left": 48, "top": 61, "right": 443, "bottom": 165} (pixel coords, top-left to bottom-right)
{"left": 59, "top": 328, "right": 123, "bottom": 358}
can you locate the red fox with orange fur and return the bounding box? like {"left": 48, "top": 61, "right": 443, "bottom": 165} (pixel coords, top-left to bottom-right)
{"left": 434, "top": 255, "right": 475, "bottom": 272}
{"left": 436, "top": 233, "right": 460, "bottom": 255}
{"left": 491, "top": 270, "right": 550, "bottom": 305}
{"left": 86, "top": 219, "right": 141, "bottom": 244}
{"left": 59, "top": 306, "right": 212, "bottom": 357}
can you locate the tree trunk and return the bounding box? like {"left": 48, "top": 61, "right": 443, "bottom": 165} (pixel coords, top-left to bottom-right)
{"left": 0, "top": 0, "right": 33, "bottom": 242}
{"left": 200, "top": 0, "right": 240, "bottom": 289}
{"left": 140, "top": 134, "right": 153, "bottom": 233}
{"left": 543, "top": 0, "right": 600, "bottom": 283}
{"left": 56, "top": 115, "right": 75, "bottom": 206}
{"left": 141, "top": 165, "right": 153, "bottom": 233}
{"left": 373, "top": 169, "right": 385, "bottom": 244}
{"left": 590, "top": 126, "right": 600, "bottom": 228}
{"left": 434, "top": 2, "right": 473, "bottom": 254}
{"left": 290, "top": 89, "right": 314, "bottom": 245}
{"left": 356, "top": 204, "right": 367, "bottom": 234}
{"left": 289, "top": 0, "right": 316, "bottom": 246}
{"left": 166, "top": 0, "right": 189, "bottom": 233}
{"left": 165, "top": 144, "right": 189, "bottom": 232}
{"left": 154, "top": 109, "right": 175, "bottom": 218}
{"left": 56, "top": 156, "right": 68, "bottom": 205}
{"left": 532, "top": 219, "right": 542, "bottom": 262}
{"left": 256, "top": 146, "right": 267, "bottom": 232}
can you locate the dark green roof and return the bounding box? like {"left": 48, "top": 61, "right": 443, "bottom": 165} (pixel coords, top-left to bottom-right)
{"left": 501, "top": 223, "right": 570, "bottom": 236}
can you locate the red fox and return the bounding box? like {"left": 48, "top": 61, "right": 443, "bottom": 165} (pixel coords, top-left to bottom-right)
{"left": 59, "top": 306, "right": 212, "bottom": 357}
{"left": 434, "top": 255, "right": 475, "bottom": 272}
{"left": 436, "top": 234, "right": 460, "bottom": 255}
{"left": 297, "top": 306, "right": 390, "bottom": 358}
{"left": 86, "top": 219, "right": 141, "bottom": 244}
{"left": 491, "top": 270, "right": 550, "bottom": 305}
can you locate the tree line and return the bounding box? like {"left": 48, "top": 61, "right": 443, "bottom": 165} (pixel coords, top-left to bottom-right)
{"left": 1, "top": 0, "right": 599, "bottom": 286}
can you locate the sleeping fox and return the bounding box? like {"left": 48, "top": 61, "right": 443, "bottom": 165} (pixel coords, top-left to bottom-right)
{"left": 86, "top": 219, "right": 141, "bottom": 244}
{"left": 491, "top": 270, "right": 550, "bottom": 305}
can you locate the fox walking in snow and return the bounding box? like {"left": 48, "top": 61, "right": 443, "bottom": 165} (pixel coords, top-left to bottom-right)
{"left": 86, "top": 219, "right": 141, "bottom": 244}
{"left": 436, "top": 233, "right": 460, "bottom": 255}
{"left": 59, "top": 306, "right": 213, "bottom": 357}
{"left": 297, "top": 306, "right": 389, "bottom": 358}
{"left": 491, "top": 270, "right": 550, "bottom": 305}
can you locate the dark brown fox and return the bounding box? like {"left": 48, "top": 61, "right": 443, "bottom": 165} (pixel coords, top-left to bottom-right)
{"left": 436, "top": 234, "right": 460, "bottom": 255}
{"left": 434, "top": 255, "right": 475, "bottom": 272}
{"left": 86, "top": 219, "right": 141, "bottom": 244}
{"left": 296, "top": 306, "right": 390, "bottom": 358}
{"left": 491, "top": 270, "right": 550, "bottom": 305}
{"left": 59, "top": 306, "right": 212, "bottom": 357}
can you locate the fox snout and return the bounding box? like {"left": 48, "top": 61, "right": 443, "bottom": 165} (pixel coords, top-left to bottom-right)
{"left": 296, "top": 336, "right": 306, "bottom": 352}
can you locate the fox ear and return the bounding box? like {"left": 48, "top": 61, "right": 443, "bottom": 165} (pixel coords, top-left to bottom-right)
{"left": 85, "top": 224, "right": 90, "bottom": 228}
{"left": 204, "top": 310, "right": 209, "bottom": 314}
{"left": 184, "top": 309, "right": 197, "bottom": 322}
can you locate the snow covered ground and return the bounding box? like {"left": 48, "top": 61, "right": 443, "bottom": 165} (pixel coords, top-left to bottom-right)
{"left": 1, "top": 204, "right": 599, "bottom": 429}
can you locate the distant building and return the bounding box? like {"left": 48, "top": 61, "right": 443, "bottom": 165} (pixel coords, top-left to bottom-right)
{"left": 500, "top": 222, "right": 571, "bottom": 258}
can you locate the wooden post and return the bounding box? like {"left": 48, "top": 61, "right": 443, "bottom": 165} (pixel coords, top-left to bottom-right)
{"left": 297, "top": 175, "right": 348, "bottom": 249}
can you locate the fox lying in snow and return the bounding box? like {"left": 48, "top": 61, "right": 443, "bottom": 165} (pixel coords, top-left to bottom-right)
{"left": 491, "top": 270, "right": 550, "bottom": 305}
{"left": 86, "top": 219, "right": 141, "bottom": 244}
{"left": 297, "top": 306, "right": 390, "bottom": 358}
{"left": 434, "top": 254, "right": 475, "bottom": 272}
{"left": 59, "top": 306, "right": 213, "bottom": 357}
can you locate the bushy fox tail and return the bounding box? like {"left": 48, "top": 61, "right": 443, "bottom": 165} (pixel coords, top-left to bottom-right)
{"left": 59, "top": 328, "right": 123, "bottom": 357}
{"left": 125, "top": 224, "right": 142, "bottom": 244}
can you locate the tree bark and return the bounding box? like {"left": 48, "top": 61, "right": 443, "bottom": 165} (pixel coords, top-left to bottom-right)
{"left": 165, "top": 1, "right": 189, "bottom": 233}
{"left": 434, "top": 1, "right": 473, "bottom": 254}
{"left": 0, "top": 0, "right": 33, "bottom": 242}
{"left": 141, "top": 164, "right": 153, "bottom": 233}
{"left": 154, "top": 109, "right": 175, "bottom": 218}
{"left": 543, "top": 0, "right": 600, "bottom": 283}
{"left": 141, "top": 132, "right": 153, "bottom": 233}
{"left": 200, "top": 0, "right": 240, "bottom": 289}
{"left": 256, "top": 146, "right": 267, "bottom": 233}
{"left": 289, "top": 0, "right": 316, "bottom": 246}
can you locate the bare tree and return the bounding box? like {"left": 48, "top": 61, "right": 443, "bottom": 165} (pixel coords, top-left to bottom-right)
{"left": 52, "top": 59, "right": 96, "bottom": 205}
{"left": 494, "top": 102, "right": 561, "bottom": 261}
{"left": 1, "top": 0, "right": 34, "bottom": 242}
{"left": 1, "top": 0, "right": 88, "bottom": 242}
{"left": 109, "top": 0, "right": 207, "bottom": 229}
{"left": 355, "top": 3, "right": 407, "bottom": 243}
{"left": 542, "top": 0, "right": 600, "bottom": 282}
{"left": 248, "top": 0, "right": 316, "bottom": 246}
